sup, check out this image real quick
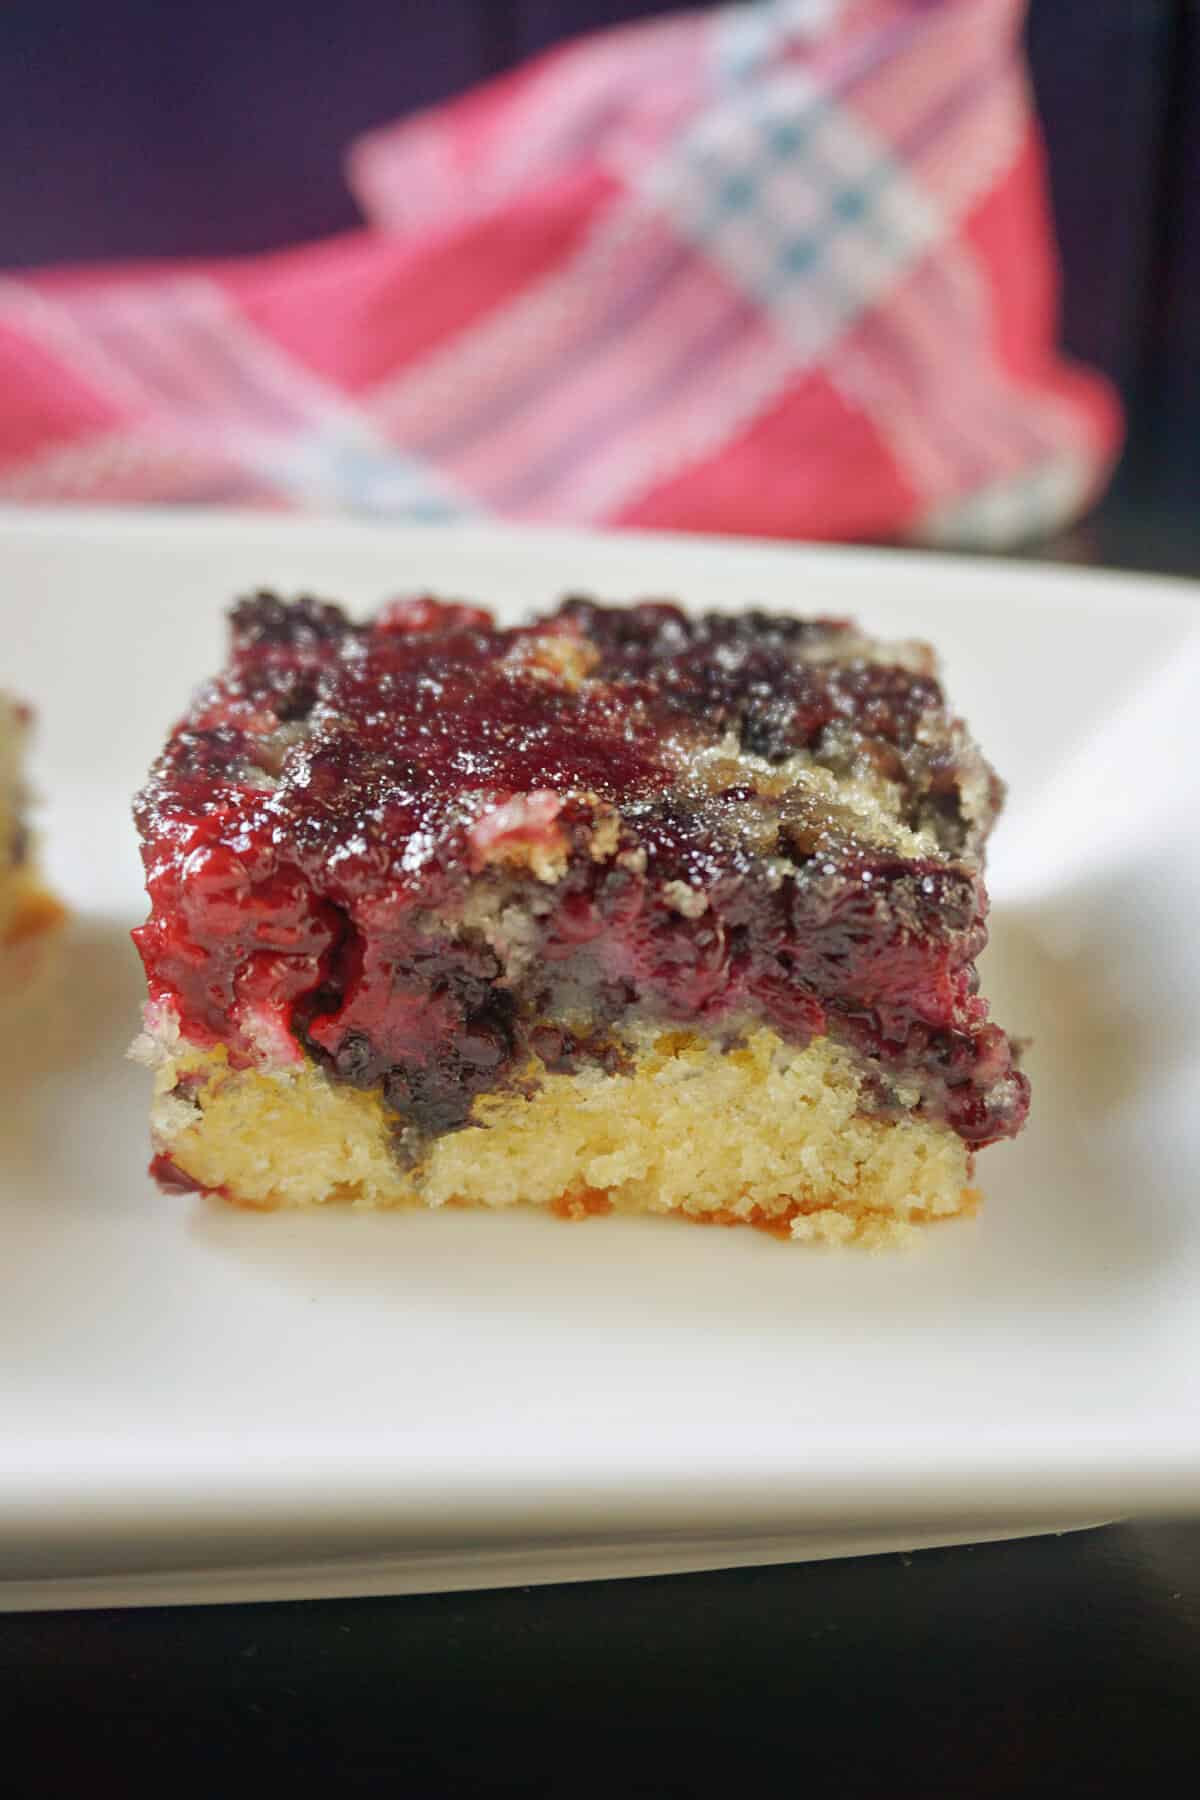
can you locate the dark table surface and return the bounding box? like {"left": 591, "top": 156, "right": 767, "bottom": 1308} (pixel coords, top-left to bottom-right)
{"left": 6, "top": 470, "right": 1199, "bottom": 1794}
{"left": 5, "top": 1522, "right": 1198, "bottom": 1791}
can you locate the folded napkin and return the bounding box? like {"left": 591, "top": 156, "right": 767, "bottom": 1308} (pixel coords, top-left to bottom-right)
{"left": 0, "top": 0, "right": 1120, "bottom": 547}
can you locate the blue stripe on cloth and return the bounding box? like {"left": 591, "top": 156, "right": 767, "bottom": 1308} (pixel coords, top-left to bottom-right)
{"left": 370, "top": 7, "right": 982, "bottom": 503}
{"left": 256, "top": 430, "right": 478, "bottom": 519}
{"left": 700, "top": 45, "right": 1051, "bottom": 493}
{"left": 664, "top": 69, "right": 939, "bottom": 355}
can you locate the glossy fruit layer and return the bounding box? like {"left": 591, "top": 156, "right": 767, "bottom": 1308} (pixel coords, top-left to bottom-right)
{"left": 134, "top": 595, "right": 1028, "bottom": 1152}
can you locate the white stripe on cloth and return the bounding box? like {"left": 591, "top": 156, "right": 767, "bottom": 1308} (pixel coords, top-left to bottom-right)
{"left": 643, "top": 67, "right": 942, "bottom": 366}
{"left": 0, "top": 280, "right": 158, "bottom": 415}
{"left": 0, "top": 431, "right": 263, "bottom": 504}
{"left": 350, "top": 15, "right": 703, "bottom": 231}
{"left": 520, "top": 328, "right": 800, "bottom": 525}
{"left": 250, "top": 429, "right": 475, "bottom": 518}
{"left": 364, "top": 63, "right": 942, "bottom": 523}
{"left": 913, "top": 454, "right": 1100, "bottom": 549}
{"left": 713, "top": 0, "right": 848, "bottom": 86}
{"left": 365, "top": 197, "right": 664, "bottom": 450}
{"left": 1, "top": 277, "right": 474, "bottom": 517}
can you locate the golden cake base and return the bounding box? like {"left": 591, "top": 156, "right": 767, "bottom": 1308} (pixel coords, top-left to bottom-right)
{"left": 141, "top": 1022, "right": 976, "bottom": 1248}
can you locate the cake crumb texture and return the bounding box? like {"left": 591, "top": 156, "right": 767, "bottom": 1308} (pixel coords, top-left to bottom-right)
{"left": 145, "top": 1023, "right": 974, "bottom": 1247}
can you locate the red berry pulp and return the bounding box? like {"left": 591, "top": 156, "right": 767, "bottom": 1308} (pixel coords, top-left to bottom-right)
{"left": 134, "top": 594, "right": 1029, "bottom": 1152}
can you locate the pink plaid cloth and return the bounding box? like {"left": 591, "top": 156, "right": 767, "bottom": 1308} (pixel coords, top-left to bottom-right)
{"left": 0, "top": 0, "right": 1120, "bottom": 547}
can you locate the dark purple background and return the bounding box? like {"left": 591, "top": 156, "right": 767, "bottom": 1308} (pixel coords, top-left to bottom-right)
{"left": 4, "top": 4, "right": 1196, "bottom": 412}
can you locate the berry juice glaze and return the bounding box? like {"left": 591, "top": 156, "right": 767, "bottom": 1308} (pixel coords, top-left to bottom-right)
{"left": 133, "top": 594, "right": 1029, "bottom": 1154}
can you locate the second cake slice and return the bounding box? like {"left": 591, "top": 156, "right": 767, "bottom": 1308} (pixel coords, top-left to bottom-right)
{"left": 1, "top": 693, "right": 62, "bottom": 988}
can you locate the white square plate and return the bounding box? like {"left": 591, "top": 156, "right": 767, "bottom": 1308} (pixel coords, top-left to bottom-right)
{"left": 2, "top": 508, "right": 1198, "bottom": 1612}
